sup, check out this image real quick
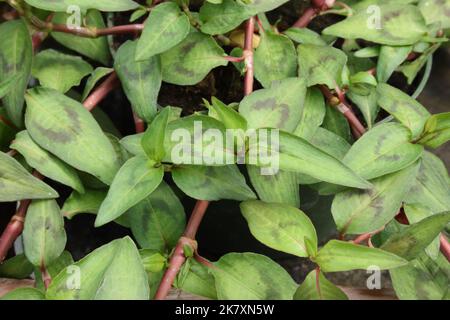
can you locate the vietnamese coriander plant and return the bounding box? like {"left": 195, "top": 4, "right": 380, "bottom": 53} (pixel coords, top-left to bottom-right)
{"left": 0, "top": 0, "right": 449, "bottom": 301}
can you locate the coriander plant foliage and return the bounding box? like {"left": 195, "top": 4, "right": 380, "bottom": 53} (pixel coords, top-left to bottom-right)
{"left": 0, "top": 0, "right": 449, "bottom": 301}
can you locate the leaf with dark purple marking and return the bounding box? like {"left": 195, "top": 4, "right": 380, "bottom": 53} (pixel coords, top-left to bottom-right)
{"left": 160, "top": 32, "right": 228, "bottom": 85}
{"left": 23, "top": 199, "right": 67, "bottom": 267}
{"left": 136, "top": 2, "right": 190, "bottom": 60}
{"left": 115, "top": 40, "right": 162, "bottom": 122}
{"left": 11, "top": 131, "right": 84, "bottom": 193}
{"left": 239, "top": 78, "right": 306, "bottom": 132}
{"left": 172, "top": 165, "right": 256, "bottom": 201}
{"left": 24, "top": 87, "right": 121, "bottom": 185}
{"left": 199, "top": 0, "right": 252, "bottom": 35}
{"left": 298, "top": 44, "right": 347, "bottom": 89}
{"left": 377, "top": 83, "right": 430, "bottom": 139}
{"left": 323, "top": 4, "right": 427, "bottom": 45}
{"left": 332, "top": 161, "right": 420, "bottom": 235}
{"left": 212, "top": 252, "right": 297, "bottom": 300}
{"left": 240, "top": 200, "right": 317, "bottom": 257}
{"left": 128, "top": 181, "right": 185, "bottom": 252}
{"left": 254, "top": 31, "right": 297, "bottom": 88}
{"left": 0, "top": 20, "right": 32, "bottom": 127}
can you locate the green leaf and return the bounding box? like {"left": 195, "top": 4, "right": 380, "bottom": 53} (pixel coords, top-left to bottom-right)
{"left": 332, "top": 162, "right": 420, "bottom": 234}
{"left": 380, "top": 212, "right": 450, "bottom": 260}
{"left": 239, "top": 78, "right": 306, "bottom": 132}
{"left": 342, "top": 123, "right": 424, "bottom": 180}
{"left": 0, "top": 20, "right": 32, "bottom": 127}
{"left": 1, "top": 288, "right": 45, "bottom": 300}
{"left": 120, "top": 133, "right": 145, "bottom": 156}
{"left": 247, "top": 166, "right": 299, "bottom": 207}
{"left": 419, "top": 0, "right": 450, "bottom": 29}
{"left": 81, "top": 67, "right": 114, "bottom": 101}
{"left": 0, "top": 74, "right": 21, "bottom": 99}
{"left": 403, "top": 203, "right": 440, "bottom": 260}
{"left": 271, "top": 131, "right": 371, "bottom": 189}
{"left": 322, "top": 106, "right": 352, "bottom": 143}
{"left": 212, "top": 252, "right": 297, "bottom": 299}
{"left": 315, "top": 240, "right": 407, "bottom": 272}
{"left": 418, "top": 112, "right": 450, "bottom": 149}
{"left": 390, "top": 253, "right": 450, "bottom": 300}
{"left": 62, "top": 189, "right": 106, "bottom": 219}
{"left": 322, "top": 4, "right": 427, "bottom": 45}
{"left": 254, "top": 31, "right": 297, "bottom": 88}
{"left": 34, "top": 251, "right": 74, "bottom": 291}
{"left": 0, "top": 151, "right": 58, "bottom": 201}
{"left": 236, "top": 0, "right": 290, "bottom": 14}
{"left": 95, "top": 155, "right": 164, "bottom": 227}
{"left": 172, "top": 165, "right": 256, "bottom": 201}
{"left": 11, "top": 130, "right": 84, "bottom": 193}
{"left": 376, "top": 46, "right": 412, "bottom": 83}
{"left": 284, "top": 27, "right": 326, "bottom": 46}
{"left": 24, "top": 0, "right": 140, "bottom": 12}
{"left": 136, "top": 2, "right": 190, "bottom": 60}
{"left": 174, "top": 258, "right": 217, "bottom": 299}
{"left": 161, "top": 32, "right": 227, "bottom": 85}
{"left": 377, "top": 83, "right": 430, "bottom": 139}
{"left": 309, "top": 127, "right": 351, "bottom": 160}
{"left": 23, "top": 199, "right": 67, "bottom": 267}
{"left": 115, "top": 40, "right": 162, "bottom": 123}
{"left": 400, "top": 44, "right": 440, "bottom": 85}
{"left": 141, "top": 107, "right": 170, "bottom": 162}
{"left": 294, "top": 270, "right": 348, "bottom": 300}
{"left": 46, "top": 237, "right": 149, "bottom": 300}
{"left": 207, "top": 97, "right": 247, "bottom": 130}
{"left": 294, "top": 88, "right": 326, "bottom": 140}
{"left": 298, "top": 44, "right": 347, "bottom": 89}
{"left": 199, "top": 0, "right": 252, "bottom": 35}
{"left": 404, "top": 151, "right": 450, "bottom": 213}
{"left": 140, "top": 250, "right": 166, "bottom": 273}
{"left": 25, "top": 87, "right": 121, "bottom": 184}
{"left": 240, "top": 200, "right": 317, "bottom": 257}
{"left": 347, "top": 87, "right": 379, "bottom": 129}
{"left": 51, "top": 10, "right": 110, "bottom": 65}
{"left": 128, "top": 181, "right": 185, "bottom": 252}
{"left": 0, "top": 254, "right": 34, "bottom": 279}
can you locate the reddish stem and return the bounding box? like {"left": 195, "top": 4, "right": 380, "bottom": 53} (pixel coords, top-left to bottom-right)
{"left": 224, "top": 55, "right": 245, "bottom": 63}
{"left": 352, "top": 226, "right": 385, "bottom": 245}
{"left": 83, "top": 72, "right": 119, "bottom": 111}
{"left": 133, "top": 113, "right": 146, "bottom": 133}
{"left": 315, "top": 266, "right": 322, "bottom": 299}
{"left": 440, "top": 235, "right": 450, "bottom": 263}
{"left": 40, "top": 266, "right": 52, "bottom": 289}
{"left": 154, "top": 200, "right": 210, "bottom": 300}
{"left": 292, "top": 7, "right": 318, "bottom": 28}
{"left": 38, "top": 21, "right": 144, "bottom": 38}
{"left": 243, "top": 17, "right": 255, "bottom": 96}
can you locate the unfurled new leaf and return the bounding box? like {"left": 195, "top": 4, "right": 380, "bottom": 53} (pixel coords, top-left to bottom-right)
{"left": 141, "top": 107, "right": 170, "bottom": 162}
{"left": 240, "top": 201, "right": 317, "bottom": 257}
{"left": 418, "top": 112, "right": 450, "bottom": 149}
{"left": 25, "top": 87, "right": 121, "bottom": 185}
{"left": 136, "top": 2, "right": 190, "bottom": 60}
{"left": 23, "top": 199, "right": 67, "bottom": 267}
{"left": 95, "top": 155, "right": 164, "bottom": 227}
